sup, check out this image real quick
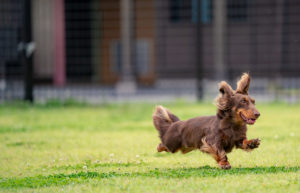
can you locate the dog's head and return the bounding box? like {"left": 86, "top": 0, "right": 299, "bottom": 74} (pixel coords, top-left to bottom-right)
{"left": 216, "top": 73, "right": 260, "bottom": 125}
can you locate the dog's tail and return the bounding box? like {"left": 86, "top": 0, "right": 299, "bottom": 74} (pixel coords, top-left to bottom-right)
{"left": 152, "top": 106, "right": 180, "bottom": 140}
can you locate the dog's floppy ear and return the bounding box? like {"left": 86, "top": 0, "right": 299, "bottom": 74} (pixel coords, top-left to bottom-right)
{"left": 216, "top": 81, "right": 234, "bottom": 112}
{"left": 236, "top": 73, "right": 251, "bottom": 95}
{"left": 219, "top": 81, "right": 234, "bottom": 97}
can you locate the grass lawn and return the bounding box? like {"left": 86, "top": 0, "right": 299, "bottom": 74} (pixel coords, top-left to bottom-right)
{"left": 0, "top": 102, "right": 299, "bottom": 193}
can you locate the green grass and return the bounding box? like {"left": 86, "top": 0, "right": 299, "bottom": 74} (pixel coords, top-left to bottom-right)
{"left": 0, "top": 102, "right": 299, "bottom": 193}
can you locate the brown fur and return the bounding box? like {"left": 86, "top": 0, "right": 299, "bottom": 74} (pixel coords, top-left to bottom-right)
{"left": 152, "top": 73, "right": 261, "bottom": 169}
{"left": 236, "top": 73, "right": 251, "bottom": 94}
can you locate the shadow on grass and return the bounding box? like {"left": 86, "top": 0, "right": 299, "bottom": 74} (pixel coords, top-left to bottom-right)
{"left": 1, "top": 166, "right": 299, "bottom": 188}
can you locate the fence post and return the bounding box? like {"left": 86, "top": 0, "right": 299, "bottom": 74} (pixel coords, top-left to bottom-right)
{"left": 117, "top": 0, "right": 136, "bottom": 94}
{"left": 213, "top": 0, "right": 227, "bottom": 80}
{"left": 196, "top": 0, "right": 203, "bottom": 100}
{"left": 22, "top": 0, "right": 34, "bottom": 102}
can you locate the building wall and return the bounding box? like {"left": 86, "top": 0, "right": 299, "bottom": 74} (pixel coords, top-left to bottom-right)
{"left": 29, "top": 0, "right": 300, "bottom": 84}
{"left": 283, "top": 0, "right": 300, "bottom": 76}
{"left": 227, "top": 0, "right": 282, "bottom": 78}
{"left": 155, "top": 0, "right": 198, "bottom": 79}
{"left": 100, "top": 0, "right": 156, "bottom": 85}
{"left": 155, "top": 0, "right": 300, "bottom": 80}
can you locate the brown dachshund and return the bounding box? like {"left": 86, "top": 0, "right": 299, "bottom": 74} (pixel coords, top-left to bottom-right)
{"left": 153, "top": 73, "right": 260, "bottom": 169}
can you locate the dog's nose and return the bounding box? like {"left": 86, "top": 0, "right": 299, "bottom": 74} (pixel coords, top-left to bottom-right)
{"left": 254, "top": 111, "right": 260, "bottom": 118}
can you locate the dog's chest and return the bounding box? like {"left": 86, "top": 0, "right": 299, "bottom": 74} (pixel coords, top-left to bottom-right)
{"left": 221, "top": 128, "right": 245, "bottom": 152}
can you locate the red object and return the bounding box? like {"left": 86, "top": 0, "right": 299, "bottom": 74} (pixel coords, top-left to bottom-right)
{"left": 53, "top": 0, "right": 66, "bottom": 86}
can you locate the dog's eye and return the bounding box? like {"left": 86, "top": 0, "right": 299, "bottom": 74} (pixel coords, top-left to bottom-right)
{"left": 241, "top": 99, "right": 247, "bottom": 104}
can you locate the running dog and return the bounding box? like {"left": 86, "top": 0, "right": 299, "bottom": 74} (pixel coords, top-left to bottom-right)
{"left": 152, "top": 73, "right": 260, "bottom": 169}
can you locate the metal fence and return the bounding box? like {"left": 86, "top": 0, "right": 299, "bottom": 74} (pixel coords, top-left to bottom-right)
{"left": 1, "top": 0, "right": 300, "bottom": 103}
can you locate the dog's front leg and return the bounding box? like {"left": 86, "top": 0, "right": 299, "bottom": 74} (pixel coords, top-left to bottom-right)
{"left": 202, "top": 148, "right": 231, "bottom": 169}
{"left": 237, "top": 138, "right": 260, "bottom": 151}
{"left": 200, "top": 139, "right": 231, "bottom": 169}
{"left": 208, "top": 148, "right": 231, "bottom": 169}
{"left": 216, "top": 153, "right": 231, "bottom": 170}
{"left": 157, "top": 143, "right": 168, "bottom": 152}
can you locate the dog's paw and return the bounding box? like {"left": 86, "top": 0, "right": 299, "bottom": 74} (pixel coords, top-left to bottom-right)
{"left": 218, "top": 161, "right": 231, "bottom": 170}
{"left": 247, "top": 138, "right": 260, "bottom": 149}
{"left": 157, "top": 143, "right": 167, "bottom": 152}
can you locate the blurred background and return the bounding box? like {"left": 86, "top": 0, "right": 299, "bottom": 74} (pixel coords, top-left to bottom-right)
{"left": 1, "top": 0, "right": 300, "bottom": 103}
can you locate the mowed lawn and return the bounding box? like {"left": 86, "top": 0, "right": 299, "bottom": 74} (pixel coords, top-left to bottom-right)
{"left": 0, "top": 102, "right": 299, "bottom": 193}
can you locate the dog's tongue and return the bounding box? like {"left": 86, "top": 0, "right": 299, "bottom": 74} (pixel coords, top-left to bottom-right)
{"left": 247, "top": 119, "right": 256, "bottom": 125}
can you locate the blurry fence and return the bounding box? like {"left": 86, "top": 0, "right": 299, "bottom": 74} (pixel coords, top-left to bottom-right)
{"left": 1, "top": 0, "right": 300, "bottom": 103}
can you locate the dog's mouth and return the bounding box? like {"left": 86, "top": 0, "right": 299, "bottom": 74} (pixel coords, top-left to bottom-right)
{"left": 240, "top": 113, "right": 256, "bottom": 125}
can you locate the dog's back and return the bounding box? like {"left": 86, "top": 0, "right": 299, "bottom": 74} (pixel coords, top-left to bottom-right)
{"left": 162, "top": 115, "right": 218, "bottom": 153}
{"left": 153, "top": 105, "right": 219, "bottom": 153}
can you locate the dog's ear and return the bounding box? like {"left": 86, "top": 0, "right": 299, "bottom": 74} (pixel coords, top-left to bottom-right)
{"left": 216, "top": 81, "right": 234, "bottom": 112}
{"left": 236, "top": 73, "right": 251, "bottom": 95}
{"left": 219, "top": 81, "right": 234, "bottom": 97}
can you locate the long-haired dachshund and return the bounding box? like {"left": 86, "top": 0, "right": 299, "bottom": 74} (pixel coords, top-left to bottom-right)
{"left": 153, "top": 73, "right": 260, "bottom": 169}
